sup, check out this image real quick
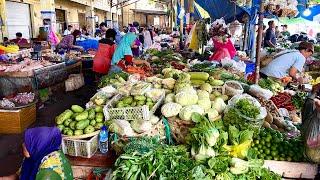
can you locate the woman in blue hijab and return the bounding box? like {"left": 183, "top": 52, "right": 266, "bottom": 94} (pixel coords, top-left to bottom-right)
{"left": 18, "top": 127, "right": 73, "bottom": 180}
{"left": 109, "top": 33, "right": 149, "bottom": 74}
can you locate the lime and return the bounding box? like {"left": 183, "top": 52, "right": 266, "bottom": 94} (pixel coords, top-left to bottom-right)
{"left": 271, "top": 146, "right": 277, "bottom": 151}
{"left": 254, "top": 140, "right": 260, "bottom": 144}
{"left": 259, "top": 149, "right": 264, "bottom": 153}
{"left": 264, "top": 149, "right": 271, "bottom": 155}
{"left": 266, "top": 143, "right": 271, "bottom": 148}
{"left": 271, "top": 151, "right": 278, "bottom": 157}
{"left": 254, "top": 147, "right": 259, "bottom": 151}
{"left": 266, "top": 156, "right": 273, "bottom": 160}
{"left": 287, "top": 157, "right": 292, "bottom": 162}
{"left": 257, "top": 144, "right": 262, "bottom": 149}
{"left": 280, "top": 157, "right": 285, "bottom": 161}
{"left": 280, "top": 154, "right": 286, "bottom": 158}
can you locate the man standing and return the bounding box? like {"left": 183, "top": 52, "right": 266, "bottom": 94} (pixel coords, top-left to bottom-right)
{"left": 264, "top": 20, "right": 277, "bottom": 48}
{"left": 64, "top": 25, "right": 73, "bottom": 36}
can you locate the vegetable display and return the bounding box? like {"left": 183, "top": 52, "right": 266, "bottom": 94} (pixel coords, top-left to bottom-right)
{"left": 270, "top": 93, "right": 295, "bottom": 111}
{"left": 251, "top": 128, "right": 305, "bottom": 162}
{"left": 55, "top": 105, "right": 104, "bottom": 136}
{"left": 98, "top": 72, "right": 128, "bottom": 88}
{"left": 115, "top": 95, "right": 155, "bottom": 109}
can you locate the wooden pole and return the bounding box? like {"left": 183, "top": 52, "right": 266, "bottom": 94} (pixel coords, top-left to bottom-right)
{"left": 254, "top": 0, "right": 264, "bottom": 84}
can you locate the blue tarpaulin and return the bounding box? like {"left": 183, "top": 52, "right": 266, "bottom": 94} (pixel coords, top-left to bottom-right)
{"left": 194, "top": 0, "right": 250, "bottom": 23}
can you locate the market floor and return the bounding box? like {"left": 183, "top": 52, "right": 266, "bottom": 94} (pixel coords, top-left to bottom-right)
{"left": 0, "top": 85, "right": 97, "bottom": 176}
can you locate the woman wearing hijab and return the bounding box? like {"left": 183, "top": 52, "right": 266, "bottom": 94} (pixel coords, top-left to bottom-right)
{"left": 10, "top": 127, "right": 73, "bottom": 180}
{"left": 57, "top": 30, "right": 83, "bottom": 51}
{"left": 110, "top": 33, "right": 149, "bottom": 74}
{"left": 93, "top": 29, "right": 117, "bottom": 75}
{"left": 129, "top": 27, "right": 141, "bottom": 57}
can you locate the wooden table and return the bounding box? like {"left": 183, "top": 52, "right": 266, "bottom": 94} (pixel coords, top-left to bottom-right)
{"left": 67, "top": 151, "right": 117, "bottom": 179}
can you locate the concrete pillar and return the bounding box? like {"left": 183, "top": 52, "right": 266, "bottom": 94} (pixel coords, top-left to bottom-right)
{"left": 86, "top": 5, "right": 95, "bottom": 35}
{"left": 0, "top": 0, "right": 7, "bottom": 41}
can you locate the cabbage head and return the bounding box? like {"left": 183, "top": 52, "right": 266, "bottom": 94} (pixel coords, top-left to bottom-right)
{"left": 175, "top": 92, "right": 198, "bottom": 106}
{"left": 161, "top": 102, "right": 182, "bottom": 118}
{"left": 179, "top": 105, "right": 205, "bottom": 121}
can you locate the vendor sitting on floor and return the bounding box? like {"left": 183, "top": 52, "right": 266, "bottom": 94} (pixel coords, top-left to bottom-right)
{"left": 260, "top": 41, "right": 314, "bottom": 82}
{"left": 5, "top": 127, "right": 73, "bottom": 180}
{"left": 110, "top": 33, "right": 150, "bottom": 74}
{"left": 56, "top": 30, "right": 84, "bottom": 51}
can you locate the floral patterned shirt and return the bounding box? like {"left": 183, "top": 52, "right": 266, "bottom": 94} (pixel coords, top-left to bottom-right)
{"left": 37, "top": 150, "right": 73, "bottom": 180}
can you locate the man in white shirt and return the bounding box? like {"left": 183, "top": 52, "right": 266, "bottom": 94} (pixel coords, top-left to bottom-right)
{"left": 63, "top": 25, "right": 73, "bottom": 36}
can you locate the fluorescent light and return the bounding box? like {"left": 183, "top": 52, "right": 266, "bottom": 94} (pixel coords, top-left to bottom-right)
{"left": 303, "top": 9, "right": 312, "bottom": 16}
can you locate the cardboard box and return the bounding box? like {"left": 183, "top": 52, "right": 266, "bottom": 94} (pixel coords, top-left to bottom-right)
{"left": 0, "top": 104, "right": 36, "bottom": 134}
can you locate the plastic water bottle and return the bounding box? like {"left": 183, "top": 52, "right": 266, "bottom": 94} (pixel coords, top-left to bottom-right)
{"left": 99, "top": 126, "right": 108, "bottom": 154}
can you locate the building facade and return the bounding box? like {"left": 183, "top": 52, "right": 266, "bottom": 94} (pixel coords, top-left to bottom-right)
{"left": 121, "top": 0, "right": 169, "bottom": 28}
{"left": 0, "top": 0, "right": 120, "bottom": 41}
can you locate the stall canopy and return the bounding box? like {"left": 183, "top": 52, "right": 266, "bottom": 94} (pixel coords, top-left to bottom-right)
{"left": 297, "top": 4, "right": 320, "bottom": 21}
{"left": 194, "top": 0, "right": 250, "bottom": 23}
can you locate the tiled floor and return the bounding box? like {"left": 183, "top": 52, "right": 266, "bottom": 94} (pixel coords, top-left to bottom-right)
{"left": 0, "top": 85, "right": 96, "bottom": 176}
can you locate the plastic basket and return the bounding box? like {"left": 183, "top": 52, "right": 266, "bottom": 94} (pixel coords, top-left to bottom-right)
{"left": 223, "top": 81, "right": 244, "bottom": 97}
{"left": 103, "top": 93, "right": 165, "bottom": 121}
{"left": 61, "top": 134, "right": 98, "bottom": 158}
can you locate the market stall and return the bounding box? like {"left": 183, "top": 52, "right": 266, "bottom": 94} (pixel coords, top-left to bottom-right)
{"left": 51, "top": 44, "right": 320, "bottom": 179}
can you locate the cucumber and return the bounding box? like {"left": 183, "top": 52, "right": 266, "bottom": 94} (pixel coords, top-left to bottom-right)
{"left": 74, "top": 130, "right": 83, "bottom": 136}
{"left": 88, "top": 109, "right": 95, "bottom": 120}
{"left": 69, "top": 121, "right": 76, "bottom": 130}
{"left": 188, "top": 72, "right": 210, "bottom": 81}
{"left": 71, "top": 105, "right": 84, "bottom": 113}
{"left": 64, "top": 119, "right": 73, "bottom": 127}
{"left": 57, "top": 125, "right": 65, "bottom": 132}
{"left": 90, "top": 119, "right": 97, "bottom": 126}
{"left": 122, "top": 96, "right": 133, "bottom": 104}
{"left": 95, "top": 106, "right": 103, "bottom": 113}
{"left": 134, "top": 95, "right": 146, "bottom": 101}
{"left": 66, "top": 130, "right": 74, "bottom": 136}
{"left": 56, "top": 110, "right": 73, "bottom": 125}
{"left": 84, "top": 125, "right": 95, "bottom": 134}
{"left": 75, "top": 111, "right": 89, "bottom": 121}
{"left": 76, "top": 120, "right": 90, "bottom": 130}
{"left": 95, "top": 123, "right": 104, "bottom": 130}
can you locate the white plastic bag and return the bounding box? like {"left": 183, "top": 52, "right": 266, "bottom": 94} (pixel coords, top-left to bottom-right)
{"left": 249, "top": 85, "right": 273, "bottom": 100}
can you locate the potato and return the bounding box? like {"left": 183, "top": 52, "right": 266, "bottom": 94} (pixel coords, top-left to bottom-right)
{"left": 265, "top": 113, "right": 273, "bottom": 124}
{"left": 270, "top": 124, "right": 279, "bottom": 130}
{"left": 273, "top": 117, "right": 286, "bottom": 129}
{"left": 263, "top": 121, "right": 271, "bottom": 128}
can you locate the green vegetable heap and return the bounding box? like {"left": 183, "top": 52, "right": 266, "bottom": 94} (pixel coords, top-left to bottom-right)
{"left": 292, "top": 92, "right": 308, "bottom": 110}
{"left": 223, "top": 99, "right": 262, "bottom": 133}
{"left": 55, "top": 105, "right": 104, "bottom": 136}
{"left": 235, "top": 99, "right": 260, "bottom": 119}
{"left": 116, "top": 95, "right": 155, "bottom": 109}
{"left": 251, "top": 128, "right": 306, "bottom": 162}
{"left": 98, "top": 72, "right": 128, "bottom": 88}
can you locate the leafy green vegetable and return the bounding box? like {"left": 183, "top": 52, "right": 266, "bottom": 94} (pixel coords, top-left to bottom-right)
{"left": 207, "top": 156, "right": 231, "bottom": 173}
{"left": 123, "top": 136, "right": 163, "bottom": 154}
{"left": 98, "top": 72, "right": 129, "bottom": 88}
{"left": 292, "top": 92, "right": 307, "bottom": 110}
{"left": 235, "top": 99, "right": 260, "bottom": 119}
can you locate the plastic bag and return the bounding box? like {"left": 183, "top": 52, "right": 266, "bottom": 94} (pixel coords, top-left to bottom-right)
{"left": 223, "top": 81, "right": 244, "bottom": 97}
{"left": 302, "top": 95, "right": 320, "bottom": 162}
{"left": 249, "top": 84, "right": 273, "bottom": 100}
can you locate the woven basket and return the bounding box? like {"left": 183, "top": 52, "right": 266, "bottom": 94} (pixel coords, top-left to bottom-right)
{"left": 167, "top": 117, "right": 195, "bottom": 144}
